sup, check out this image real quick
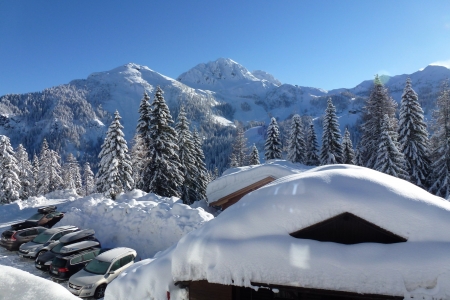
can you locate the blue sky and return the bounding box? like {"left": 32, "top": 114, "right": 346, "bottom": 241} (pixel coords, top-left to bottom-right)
{"left": 1, "top": 1, "right": 449, "bottom": 95}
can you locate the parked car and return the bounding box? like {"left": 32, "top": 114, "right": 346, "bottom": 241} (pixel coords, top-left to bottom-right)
{"left": 68, "top": 247, "right": 137, "bottom": 299}
{"left": 10, "top": 206, "right": 64, "bottom": 231}
{"left": 35, "top": 229, "right": 99, "bottom": 271}
{"left": 18, "top": 225, "right": 79, "bottom": 258}
{"left": 50, "top": 248, "right": 111, "bottom": 281}
{"left": 0, "top": 227, "right": 47, "bottom": 251}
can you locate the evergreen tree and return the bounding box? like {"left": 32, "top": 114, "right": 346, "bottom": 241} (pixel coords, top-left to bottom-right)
{"left": 0, "top": 135, "right": 21, "bottom": 203}
{"left": 287, "top": 114, "right": 306, "bottom": 163}
{"left": 342, "top": 128, "right": 356, "bottom": 164}
{"left": 320, "top": 99, "right": 343, "bottom": 165}
{"left": 249, "top": 144, "right": 260, "bottom": 165}
{"left": 429, "top": 80, "right": 450, "bottom": 197}
{"left": 141, "top": 87, "right": 184, "bottom": 197}
{"left": 14, "top": 144, "right": 33, "bottom": 200}
{"left": 398, "top": 78, "right": 430, "bottom": 189}
{"left": 192, "top": 129, "right": 208, "bottom": 201}
{"left": 175, "top": 106, "right": 198, "bottom": 204}
{"left": 374, "top": 115, "right": 409, "bottom": 180}
{"left": 229, "top": 152, "right": 238, "bottom": 167}
{"left": 360, "top": 75, "right": 398, "bottom": 168}
{"left": 134, "top": 92, "right": 152, "bottom": 189}
{"left": 231, "top": 127, "right": 248, "bottom": 166}
{"left": 96, "top": 110, "right": 134, "bottom": 200}
{"left": 305, "top": 123, "right": 320, "bottom": 166}
{"left": 82, "top": 162, "right": 95, "bottom": 196}
{"left": 31, "top": 154, "right": 39, "bottom": 196}
{"left": 37, "top": 139, "right": 63, "bottom": 195}
{"left": 62, "top": 153, "right": 82, "bottom": 194}
{"left": 264, "top": 117, "right": 282, "bottom": 160}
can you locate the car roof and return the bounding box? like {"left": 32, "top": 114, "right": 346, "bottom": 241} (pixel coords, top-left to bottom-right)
{"left": 59, "top": 229, "right": 95, "bottom": 243}
{"left": 96, "top": 247, "right": 136, "bottom": 262}
{"left": 60, "top": 241, "right": 100, "bottom": 254}
{"left": 57, "top": 247, "right": 101, "bottom": 260}
{"left": 42, "top": 225, "right": 78, "bottom": 235}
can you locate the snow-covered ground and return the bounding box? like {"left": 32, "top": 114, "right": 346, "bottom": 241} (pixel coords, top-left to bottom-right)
{"left": 0, "top": 189, "right": 215, "bottom": 299}
{"left": 106, "top": 164, "right": 450, "bottom": 300}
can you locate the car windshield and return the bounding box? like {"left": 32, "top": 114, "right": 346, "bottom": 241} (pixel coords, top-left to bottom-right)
{"left": 32, "top": 232, "right": 53, "bottom": 244}
{"left": 27, "top": 213, "right": 44, "bottom": 222}
{"left": 51, "top": 243, "right": 64, "bottom": 254}
{"left": 84, "top": 259, "right": 111, "bottom": 275}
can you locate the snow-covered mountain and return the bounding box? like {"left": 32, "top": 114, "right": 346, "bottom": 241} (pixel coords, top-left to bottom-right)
{"left": 0, "top": 58, "right": 449, "bottom": 172}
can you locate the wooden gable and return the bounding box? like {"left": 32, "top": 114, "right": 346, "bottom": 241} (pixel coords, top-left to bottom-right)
{"left": 209, "top": 176, "right": 275, "bottom": 210}
{"left": 289, "top": 212, "right": 407, "bottom": 244}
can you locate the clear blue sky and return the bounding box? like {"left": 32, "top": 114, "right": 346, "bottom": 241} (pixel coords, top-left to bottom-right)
{"left": 1, "top": 1, "right": 449, "bottom": 95}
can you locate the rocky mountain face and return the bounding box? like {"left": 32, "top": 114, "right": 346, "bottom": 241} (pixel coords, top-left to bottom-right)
{"left": 0, "top": 58, "right": 449, "bottom": 172}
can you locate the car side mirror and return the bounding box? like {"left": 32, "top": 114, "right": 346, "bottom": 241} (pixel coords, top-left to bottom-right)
{"left": 108, "top": 270, "right": 116, "bottom": 275}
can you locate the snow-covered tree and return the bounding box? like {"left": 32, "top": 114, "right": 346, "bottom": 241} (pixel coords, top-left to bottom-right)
{"left": 32, "top": 154, "right": 39, "bottom": 196}
{"left": 82, "top": 162, "right": 95, "bottom": 196}
{"left": 0, "top": 135, "right": 21, "bottom": 203}
{"left": 141, "top": 87, "right": 184, "bottom": 198}
{"left": 360, "top": 75, "right": 398, "bottom": 168}
{"left": 192, "top": 129, "right": 208, "bottom": 201}
{"left": 398, "top": 78, "right": 430, "bottom": 189}
{"left": 287, "top": 114, "right": 306, "bottom": 164}
{"left": 428, "top": 80, "right": 450, "bottom": 197}
{"left": 265, "top": 117, "right": 282, "bottom": 160}
{"left": 374, "top": 114, "right": 409, "bottom": 180}
{"left": 176, "top": 106, "right": 198, "bottom": 204}
{"left": 342, "top": 128, "right": 355, "bottom": 165}
{"left": 305, "top": 123, "right": 320, "bottom": 166}
{"left": 133, "top": 92, "right": 152, "bottom": 189}
{"left": 231, "top": 127, "right": 248, "bottom": 167}
{"left": 14, "top": 144, "right": 33, "bottom": 200}
{"left": 249, "top": 144, "right": 260, "bottom": 165}
{"left": 229, "top": 152, "right": 238, "bottom": 167}
{"left": 37, "top": 139, "right": 63, "bottom": 196}
{"left": 62, "top": 153, "right": 82, "bottom": 194}
{"left": 96, "top": 110, "right": 134, "bottom": 200}
{"left": 320, "top": 99, "right": 343, "bottom": 165}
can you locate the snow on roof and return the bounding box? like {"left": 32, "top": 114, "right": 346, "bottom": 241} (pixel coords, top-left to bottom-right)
{"left": 0, "top": 265, "right": 79, "bottom": 300}
{"left": 96, "top": 247, "right": 136, "bottom": 262}
{"left": 105, "top": 164, "right": 450, "bottom": 300}
{"left": 207, "top": 159, "right": 311, "bottom": 204}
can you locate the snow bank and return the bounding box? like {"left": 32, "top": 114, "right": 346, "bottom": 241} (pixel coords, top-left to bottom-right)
{"left": 0, "top": 265, "right": 78, "bottom": 300}
{"left": 208, "top": 159, "right": 312, "bottom": 204}
{"left": 106, "top": 164, "right": 450, "bottom": 300}
{"left": 58, "top": 190, "right": 214, "bottom": 258}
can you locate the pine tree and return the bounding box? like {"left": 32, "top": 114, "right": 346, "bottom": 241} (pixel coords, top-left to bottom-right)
{"left": 31, "top": 154, "right": 39, "bottom": 196}
{"left": 176, "top": 106, "right": 198, "bottom": 204}
{"left": 14, "top": 144, "right": 33, "bottom": 200}
{"left": 134, "top": 92, "right": 152, "bottom": 189}
{"left": 341, "top": 128, "right": 355, "bottom": 164}
{"left": 287, "top": 114, "right": 306, "bottom": 164}
{"left": 360, "top": 75, "right": 398, "bottom": 168}
{"left": 141, "top": 87, "right": 184, "bottom": 198}
{"left": 37, "top": 139, "right": 63, "bottom": 196}
{"left": 305, "top": 123, "right": 320, "bottom": 166}
{"left": 231, "top": 127, "right": 248, "bottom": 167}
{"left": 398, "top": 78, "right": 430, "bottom": 189}
{"left": 265, "top": 117, "right": 282, "bottom": 160}
{"left": 249, "top": 144, "right": 260, "bottom": 165}
{"left": 96, "top": 110, "right": 134, "bottom": 200}
{"left": 374, "top": 115, "right": 409, "bottom": 180}
{"left": 62, "top": 153, "right": 82, "bottom": 194}
{"left": 192, "top": 129, "right": 208, "bottom": 201}
{"left": 82, "top": 162, "right": 95, "bottom": 196}
{"left": 320, "top": 99, "right": 343, "bottom": 165}
{"left": 0, "top": 135, "right": 21, "bottom": 203}
{"left": 229, "top": 153, "right": 238, "bottom": 167}
{"left": 428, "top": 80, "right": 450, "bottom": 198}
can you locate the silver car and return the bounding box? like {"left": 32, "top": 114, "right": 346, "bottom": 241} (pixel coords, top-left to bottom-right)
{"left": 18, "top": 225, "right": 78, "bottom": 258}
{"left": 68, "top": 247, "right": 136, "bottom": 299}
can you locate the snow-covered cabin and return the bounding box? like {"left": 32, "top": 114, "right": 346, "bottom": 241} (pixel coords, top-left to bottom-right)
{"left": 106, "top": 164, "right": 450, "bottom": 300}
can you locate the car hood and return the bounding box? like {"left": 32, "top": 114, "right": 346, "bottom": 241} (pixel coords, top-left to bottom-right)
{"left": 70, "top": 269, "right": 105, "bottom": 286}
{"left": 20, "top": 242, "right": 42, "bottom": 251}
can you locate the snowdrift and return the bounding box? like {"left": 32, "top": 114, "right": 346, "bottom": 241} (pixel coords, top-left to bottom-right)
{"left": 0, "top": 265, "right": 79, "bottom": 300}
{"left": 106, "top": 164, "right": 450, "bottom": 300}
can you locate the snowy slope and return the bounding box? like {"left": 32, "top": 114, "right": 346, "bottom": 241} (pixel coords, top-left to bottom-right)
{"left": 106, "top": 164, "right": 450, "bottom": 300}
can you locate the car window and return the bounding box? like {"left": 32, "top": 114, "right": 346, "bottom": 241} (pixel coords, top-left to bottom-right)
{"left": 110, "top": 260, "right": 121, "bottom": 271}
{"left": 32, "top": 232, "right": 53, "bottom": 244}
{"left": 52, "top": 257, "right": 67, "bottom": 268}
{"left": 51, "top": 243, "right": 64, "bottom": 254}
{"left": 120, "top": 255, "right": 134, "bottom": 267}
{"left": 71, "top": 256, "right": 82, "bottom": 265}
{"left": 26, "top": 229, "right": 37, "bottom": 236}
{"left": 52, "top": 232, "right": 62, "bottom": 240}
{"left": 82, "top": 252, "right": 96, "bottom": 261}
{"left": 84, "top": 259, "right": 110, "bottom": 275}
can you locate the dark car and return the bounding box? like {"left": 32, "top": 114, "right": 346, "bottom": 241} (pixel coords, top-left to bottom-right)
{"left": 35, "top": 229, "right": 100, "bottom": 271}
{"left": 0, "top": 227, "right": 47, "bottom": 251}
{"left": 10, "top": 206, "right": 64, "bottom": 231}
{"left": 50, "top": 247, "right": 111, "bottom": 281}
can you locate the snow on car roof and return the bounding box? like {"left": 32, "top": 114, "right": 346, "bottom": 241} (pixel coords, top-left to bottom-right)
{"left": 96, "top": 247, "right": 136, "bottom": 262}
{"left": 60, "top": 240, "right": 99, "bottom": 254}
{"left": 42, "top": 225, "right": 77, "bottom": 235}
{"left": 106, "top": 163, "right": 450, "bottom": 300}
